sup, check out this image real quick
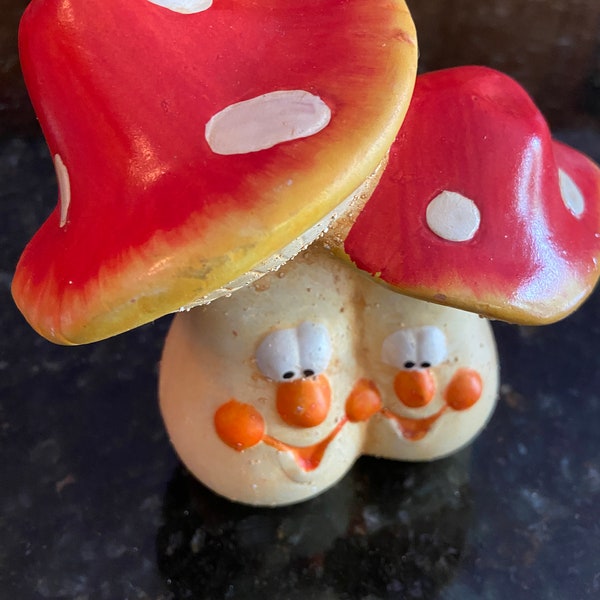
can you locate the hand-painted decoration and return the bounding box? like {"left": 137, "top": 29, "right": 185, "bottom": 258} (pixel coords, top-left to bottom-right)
{"left": 147, "top": 0, "right": 212, "bottom": 14}
{"left": 160, "top": 247, "right": 498, "bottom": 504}
{"left": 342, "top": 67, "right": 600, "bottom": 325}
{"left": 13, "top": 0, "right": 417, "bottom": 344}
{"left": 12, "top": 0, "right": 600, "bottom": 506}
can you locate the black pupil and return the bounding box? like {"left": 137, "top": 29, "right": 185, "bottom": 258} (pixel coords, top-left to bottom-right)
{"left": 303, "top": 369, "right": 315, "bottom": 377}
{"left": 404, "top": 361, "right": 416, "bottom": 369}
{"left": 282, "top": 371, "right": 295, "bottom": 380}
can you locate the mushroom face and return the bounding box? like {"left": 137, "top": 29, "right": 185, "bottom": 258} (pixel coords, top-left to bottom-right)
{"left": 12, "top": 0, "right": 417, "bottom": 345}
{"left": 160, "top": 248, "right": 365, "bottom": 505}
{"left": 359, "top": 282, "right": 498, "bottom": 461}
{"left": 159, "top": 246, "right": 498, "bottom": 505}
{"left": 340, "top": 66, "right": 600, "bottom": 325}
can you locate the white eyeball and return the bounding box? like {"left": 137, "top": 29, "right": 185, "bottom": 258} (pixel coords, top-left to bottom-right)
{"left": 381, "top": 326, "right": 447, "bottom": 370}
{"left": 255, "top": 321, "right": 332, "bottom": 382}
{"left": 296, "top": 321, "right": 332, "bottom": 378}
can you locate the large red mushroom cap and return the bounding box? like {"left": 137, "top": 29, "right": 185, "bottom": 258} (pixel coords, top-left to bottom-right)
{"left": 12, "top": 0, "right": 417, "bottom": 344}
{"left": 340, "top": 66, "right": 600, "bottom": 325}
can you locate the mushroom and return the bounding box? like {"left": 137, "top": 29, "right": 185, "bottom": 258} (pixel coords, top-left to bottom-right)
{"left": 12, "top": 0, "right": 600, "bottom": 507}
{"left": 161, "top": 66, "right": 600, "bottom": 505}
{"left": 11, "top": 0, "right": 418, "bottom": 344}
{"left": 337, "top": 66, "right": 600, "bottom": 325}
{"left": 161, "top": 247, "right": 367, "bottom": 505}
{"left": 159, "top": 244, "right": 499, "bottom": 504}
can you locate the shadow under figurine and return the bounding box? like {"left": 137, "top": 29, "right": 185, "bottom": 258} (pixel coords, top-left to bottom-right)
{"left": 11, "top": 2, "right": 600, "bottom": 506}
{"left": 157, "top": 453, "right": 472, "bottom": 599}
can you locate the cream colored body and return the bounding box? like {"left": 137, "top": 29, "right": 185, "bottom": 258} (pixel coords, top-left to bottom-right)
{"left": 160, "top": 246, "right": 498, "bottom": 505}
{"left": 360, "top": 281, "right": 498, "bottom": 460}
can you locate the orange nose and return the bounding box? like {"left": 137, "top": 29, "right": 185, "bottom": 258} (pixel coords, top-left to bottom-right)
{"left": 394, "top": 369, "right": 436, "bottom": 408}
{"left": 276, "top": 374, "right": 331, "bottom": 428}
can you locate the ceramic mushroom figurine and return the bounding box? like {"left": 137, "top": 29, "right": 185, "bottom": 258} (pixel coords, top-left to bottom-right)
{"left": 11, "top": 1, "right": 600, "bottom": 507}
{"left": 11, "top": 0, "right": 418, "bottom": 504}
{"left": 160, "top": 245, "right": 499, "bottom": 504}
{"left": 329, "top": 65, "right": 600, "bottom": 466}
{"left": 161, "top": 66, "right": 600, "bottom": 505}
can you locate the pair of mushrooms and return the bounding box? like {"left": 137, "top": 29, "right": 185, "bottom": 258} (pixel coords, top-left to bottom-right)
{"left": 12, "top": 0, "right": 600, "bottom": 505}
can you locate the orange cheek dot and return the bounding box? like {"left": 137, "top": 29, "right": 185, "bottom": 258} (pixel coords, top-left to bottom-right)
{"left": 276, "top": 374, "right": 331, "bottom": 428}
{"left": 444, "top": 368, "right": 483, "bottom": 411}
{"left": 394, "top": 370, "right": 436, "bottom": 408}
{"left": 214, "top": 399, "right": 265, "bottom": 451}
{"left": 345, "top": 378, "right": 382, "bottom": 422}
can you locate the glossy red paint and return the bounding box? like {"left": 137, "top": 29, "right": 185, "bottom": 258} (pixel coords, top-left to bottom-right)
{"left": 344, "top": 66, "right": 600, "bottom": 325}
{"left": 12, "top": 0, "right": 417, "bottom": 344}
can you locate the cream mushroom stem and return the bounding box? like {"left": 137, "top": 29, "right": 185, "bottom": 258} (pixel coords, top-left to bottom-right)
{"left": 159, "top": 244, "right": 499, "bottom": 506}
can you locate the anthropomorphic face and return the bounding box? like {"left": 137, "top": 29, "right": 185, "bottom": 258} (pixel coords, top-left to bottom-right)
{"left": 160, "top": 245, "right": 498, "bottom": 505}
{"left": 159, "top": 247, "right": 368, "bottom": 505}
{"left": 358, "top": 282, "right": 498, "bottom": 461}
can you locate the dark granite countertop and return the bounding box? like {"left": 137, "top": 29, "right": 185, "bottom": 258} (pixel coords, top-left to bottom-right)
{"left": 2, "top": 130, "right": 600, "bottom": 599}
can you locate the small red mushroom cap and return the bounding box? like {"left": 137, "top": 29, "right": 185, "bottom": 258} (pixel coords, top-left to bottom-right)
{"left": 12, "top": 0, "right": 417, "bottom": 344}
{"left": 341, "top": 66, "right": 600, "bottom": 325}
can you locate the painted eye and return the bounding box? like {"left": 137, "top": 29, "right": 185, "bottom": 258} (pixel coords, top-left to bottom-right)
{"left": 381, "top": 326, "right": 447, "bottom": 371}
{"left": 255, "top": 321, "right": 331, "bottom": 382}
{"left": 255, "top": 327, "right": 301, "bottom": 382}
{"left": 296, "top": 321, "right": 332, "bottom": 378}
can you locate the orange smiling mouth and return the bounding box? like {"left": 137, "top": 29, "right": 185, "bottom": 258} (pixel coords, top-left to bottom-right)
{"left": 379, "top": 367, "right": 484, "bottom": 440}
{"left": 262, "top": 417, "right": 348, "bottom": 471}
{"left": 213, "top": 398, "right": 349, "bottom": 473}
{"left": 380, "top": 405, "right": 448, "bottom": 441}
{"left": 214, "top": 374, "right": 350, "bottom": 474}
{"left": 213, "top": 369, "right": 482, "bottom": 476}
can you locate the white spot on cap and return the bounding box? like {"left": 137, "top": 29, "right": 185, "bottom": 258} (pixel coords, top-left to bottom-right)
{"left": 205, "top": 90, "right": 331, "bottom": 156}
{"left": 558, "top": 168, "right": 585, "bottom": 218}
{"left": 147, "top": 0, "right": 212, "bottom": 13}
{"left": 54, "top": 154, "right": 71, "bottom": 228}
{"left": 426, "top": 191, "right": 480, "bottom": 242}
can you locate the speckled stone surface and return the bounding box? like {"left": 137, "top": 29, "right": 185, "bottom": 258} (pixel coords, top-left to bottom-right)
{"left": 1, "top": 133, "right": 600, "bottom": 599}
